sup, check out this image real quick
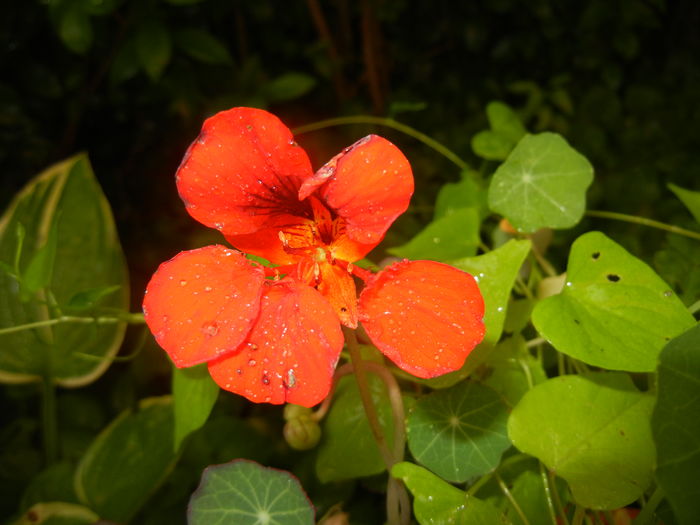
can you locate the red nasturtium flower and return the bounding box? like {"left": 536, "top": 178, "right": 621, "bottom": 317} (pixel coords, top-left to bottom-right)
{"left": 143, "top": 107, "right": 485, "bottom": 407}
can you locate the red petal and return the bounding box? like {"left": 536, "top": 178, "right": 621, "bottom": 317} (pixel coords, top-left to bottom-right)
{"left": 317, "top": 262, "right": 358, "bottom": 328}
{"left": 143, "top": 245, "right": 265, "bottom": 367}
{"left": 358, "top": 260, "right": 485, "bottom": 378}
{"left": 207, "top": 279, "right": 344, "bottom": 407}
{"left": 176, "top": 107, "right": 313, "bottom": 236}
{"left": 299, "top": 135, "right": 413, "bottom": 260}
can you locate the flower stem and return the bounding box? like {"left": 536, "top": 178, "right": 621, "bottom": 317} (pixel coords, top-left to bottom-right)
{"left": 586, "top": 210, "right": 700, "bottom": 241}
{"left": 342, "top": 327, "right": 395, "bottom": 469}
{"left": 0, "top": 313, "right": 145, "bottom": 336}
{"left": 293, "top": 116, "right": 469, "bottom": 171}
{"left": 496, "top": 472, "right": 530, "bottom": 525}
{"left": 634, "top": 486, "right": 665, "bottom": 525}
{"left": 41, "top": 374, "right": 57, "bottom": 465}
{"left": 540, "top": 462, "right": 561, "bottom": 525}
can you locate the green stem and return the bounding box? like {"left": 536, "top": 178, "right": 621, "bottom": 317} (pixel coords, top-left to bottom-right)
{"left": 586, "top": 210, "right": 700, "bottom": 241}
{"left": 540, "top": 462, "right": 561, "bottom": 525}
{"left": 364, "top": 361, "right": 406, "bottom": 461}
{"left": 0, "top": 313, "right": 145, "bottom": 336}
{"left": 572, "top": 506, "right": 585, "bottom": 525}
{"left": 496, "top": 472, "right": 530, "bottom": 525}
{"left": 342, "top": 328, "right": 394, "bottom": 469}
{"left": 41, "top": 374, "right": 57, "bottom": 465}
{"left": 466, "top": 453, "right": 531, "bottom": 497}
{"left": 293, "top": 116, "right": 469, "bottom": 171}
{"left": 633, "top": 487, "right": 664, "bottom": 525}
{"left": 688, "top": 299, "right": 700, "bottom": 315}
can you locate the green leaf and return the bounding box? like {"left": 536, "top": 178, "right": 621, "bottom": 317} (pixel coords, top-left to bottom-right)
{"left": 20, "top": 462, "right": 79, "bottom": 512}
{"left": 483, "top": 335, "right": 547, "bottom": 407}
{"left": 316, "top": 376, "right": 395, "bottom": 482}
{"left": 487, "top": 132, "right": 594, "bottom": 232}
{"left": 22, "top": 221, "right": 59, "bottom": 296}
{"left": 262, "top": 73, "right": 317, "bottom": 102}
{"left": 652, "top": 324, "right": 700, "bottom": 525}
{"left": 508, "top": 373, "right": 655, "bottom": 509}
{"left": 392, "top": 462, "right": 504, "bottom": 524}
{"left": 134, "top": 16, "right": 172, "bottom": 81}
{"left": 407, "top": 381, "right": 510, "bottom": 482}
{"left": 172, "top": 364, "right": 219, "bottom": 451}
{"left": 66, "top": 284, "right": 121, "bottom": 311}
{"left": 532, "top": 231, "right": 695, "bottom": 371}
{"left": 388, "top": 208, "right": 480, "bottom": 262}
{"left": 668, "top": 183, "right": 700, "bottom": 224}
{"left": 0, "top": 154, "right": 129, "bottom": 386}
{"left": 84, "top": 0, "right": 122, "bottom": 16}
{"left": 174, "top": 28, "right": 232, "bottom": 65}
{"left": 74, "top": 397, "right": 177, "bottom": 523}
{"left": 189, "top": 459, "right": 314, "bottom": 525}
{"left": 451, "top": 239, "right": 532, "bottom": 344}
{"left": 434, "top": 172, "right": 488, "bottom": 221}
{"left": 471, "top": 101, "right": 527, "bottom": 161}
{"left": 163, "top": 0, "right": 206, "bottom": 5}
{"left": 12, "top": 502, "right": 98, "bottom": 525}
{"left": 57, "top": 1, "right": 93, "bottom": 55}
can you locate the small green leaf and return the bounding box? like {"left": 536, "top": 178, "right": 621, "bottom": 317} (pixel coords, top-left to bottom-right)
{"left": 189, "top": 460, "right": 314, "bottom": 525}
{"left": 20, "top": 462, "right": 78, "bottom": 512}
{"left": 388, "top": 208, "right": 480, "bottom": 262}
{"left": 109, "top": 37, "right": 141, "bottom": 85}
{"left": 13, "top": 502, "right": 98, "bottom": 525}
{"left": 74, "top": 397, "right": 177, "bottom": 522}
{"left": 57, "top": 1, "right": 93, "bottom": 55}
{"left": 488, "top": 132, "right": 594, "bottom": 232}
{"left": 262, "top": 73, "right": 316, "bottom": 102}
{"left": 451, "top": 239, "right": 532, "bottom": 344}
{"left": 316, "top": 376, "right": 395, "bottom": 482}
{"left": 668, "top": 183, "right": 700, "bottom": 224}
{"left": 508, "top": 373, "right": 655, "bottom": 509}
{"left": 471, "top": 101, "right": 527, "bottom": 160}
{"left": 84, "top": 0, "right": 122, "bottom": 16}
{"left": 163, "top": 0, "right": 206, "bottom": 5}
{"left": 407, "top": 381, "right": 510, "bottom": 482}
{"left": 174, "top": 28, "right": 232, "bottom": 65}
{"left": 532, "top": 231, "right": 695, "bottom": 371}
{"left": 0, "top": 154, "right": 129, "bottom": 386}
{"left": 172, "top": 364, "right": 219, "bottom": 451}
{"left": 66, "top": 284, "right": 121, "bottom": 311}
{"left": 434, "top": 172, "right": 488, "bottom": 221}
{"left": 134, "top": 16, "right": 172, "bottom": 81}
{"left": 392, "top": 462, "right": 503, "bottom": 524}
{"left": 652, "top": 324, "right": 700, "bottom": 525}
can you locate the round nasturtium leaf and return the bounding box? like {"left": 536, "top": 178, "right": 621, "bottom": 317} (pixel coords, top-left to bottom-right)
{"left": 392, "top": 462, "right": 503, "bottom": 524}
{"left": 532, "top": 231, "right": 695, "bottom": 372}
{"left": 189, "top": 459, "right": 314, "bottom": 525}
{"left": 487, "top": 132, "right": 593, "bottom": 233}
{"left": 471, "top": 101, "right": 527, "bottom": 161}
{"left": 508, "top": 373, "right": 655, "bottom": 510}
{"left": 652, "top": 324, "right": 700, "bottom": 525}
{"left": 0, "top": 154, "right": 128, "bottom": 386}
{"left": 407, "top": 381, "right": 510, "bottom": 483}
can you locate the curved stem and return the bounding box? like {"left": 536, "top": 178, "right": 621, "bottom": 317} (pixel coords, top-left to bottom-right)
{"left": 342, "top": 327, "right": 394, "bottom": 468}
{"left": 634, "top": 486, "right": 664, "bottom": 525}
{"left": 41, "top": 374, "right": 57, "bottom": 465}
{"left": 586, "top": 210, "right": 700, "bottom": 241}
{"left": 496, "top": 472, "right": 530, "bottom": 525}
{"left": 364, "top": 361, "right": 406, "bottom": 462}
{"left": 293, "top": 116, "right": 469, "bottom": 171}
{"left": 540, "top": 462, "right": 560, "bottom": 525}
{"left": 0, "top": 313, "right": 145, "bottom": 336}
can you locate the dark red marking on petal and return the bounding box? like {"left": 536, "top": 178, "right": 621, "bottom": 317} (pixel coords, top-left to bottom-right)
{"left": 207, "top": 278, "right": 343, "bottom": 407}
{"left": 143, "top": 245, "right": 265, "bottom": 367}
{"left": 176, "top": 107, "right": 314, "bottom": 236}
{"left": 317, "top": 261, "right": 358, "bottom": 328}
{"left": 299, "top": 135, "right": 413, "bottom": 259}
{"left": 358, "top": 260, "right": 485, "bottom": 378}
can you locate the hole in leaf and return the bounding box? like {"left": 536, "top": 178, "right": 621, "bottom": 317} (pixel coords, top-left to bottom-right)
{"left": 606, "top": 274, "right": 620, "bottom": 282}
{"left": 592, "top": 252, "right": 600, "bottom": 259}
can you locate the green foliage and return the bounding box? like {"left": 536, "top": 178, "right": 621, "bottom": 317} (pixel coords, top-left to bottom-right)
{"left": 652, "top": 325, "right": 700, "bottom": 525}
{"left": 172, "top": 364, "right": 219, "bottom": 451}
{"left": 533, "top": 231, "right": 695, "bottom": 371}
{"left": 471, "top": 101, "right": 527, "bottom": 161}
{"left": 406, "top": 381, "right": 510, "bottom": 483}
{"left": 74, "top": 397, "right": 177, "bottom": 523}
{"left": 508, "top": 373, "right": 655, "bottom": 509}
{"left": 0, "top": 155, "right": 129, "bottom": 386}
{"left": 488, "top": 133, "right": 594, "bottom": 232}
{"left": 189, "top": 460, "right": 314, "bottom": 525}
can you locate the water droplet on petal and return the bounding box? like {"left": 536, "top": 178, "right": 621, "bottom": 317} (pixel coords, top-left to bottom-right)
{"left": 262, "top": 374, "right": 270, "bottom": 385}
{"left": 202, "top": 322, "right": 218, "bottom": 337}
{"left": 179, "top": 279, "right": 187, "bottom": 286}
{"left": 248, "top": 359, "right": 256, "bottom": 367}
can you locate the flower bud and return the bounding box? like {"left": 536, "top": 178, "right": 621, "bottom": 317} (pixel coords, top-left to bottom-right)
{"left": 283, "top": 415, "right": 321, "bottom": 450}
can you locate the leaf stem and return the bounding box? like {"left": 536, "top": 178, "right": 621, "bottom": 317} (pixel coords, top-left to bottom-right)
{"left": 688, "top": 299, "right": 700, "bottom": 315}
{"left": 293, "top": 116, "right": 469, "bottom": 171}
{"left": 540, "top": 462, "right": 561, "bottom": 525}
{"left": 496, "top": 472, "right": 531, "bottom": 525}
{"left": 633, "top": 486, "right": 664, "bottom": 525}
{"left": 0, "top": 313, "right": 145, "bottom": 336}
{"left": 41, "top": 374, "right": 57, "bottom": 465}
{"left": 586, "top": 210, "right": 700, "bottom": 241}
